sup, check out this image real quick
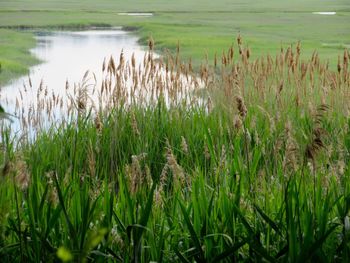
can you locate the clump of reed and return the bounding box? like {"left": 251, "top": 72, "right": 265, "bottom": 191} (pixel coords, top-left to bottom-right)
{"left": 0, "top": 36, "right": 350, "bottom": 262}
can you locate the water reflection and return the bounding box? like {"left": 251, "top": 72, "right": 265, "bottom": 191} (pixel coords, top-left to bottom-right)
{"left": 0, "top": 29, "right": 147, "bottom": 138}
{"left": 0, "top": 29, "right": 203, "bottom": 143}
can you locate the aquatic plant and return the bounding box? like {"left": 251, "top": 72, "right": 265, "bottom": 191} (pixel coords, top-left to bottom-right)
{"left": 0, "top": 37, "right": 350, "bottom": 262}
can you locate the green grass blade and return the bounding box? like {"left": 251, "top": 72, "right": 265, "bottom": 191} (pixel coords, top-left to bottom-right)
{"left": 179, "top": 200, "right": 205, "bottom": 262}
{"left": 211, "top": 239, "right": 247, "bottom": 262}
{"left": 254, "top": 204, "right": 283, "bottom": 237}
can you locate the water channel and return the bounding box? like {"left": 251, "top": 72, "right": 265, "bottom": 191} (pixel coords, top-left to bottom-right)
{"left": 0, "top": 29, "right": 148, "bottom": 140}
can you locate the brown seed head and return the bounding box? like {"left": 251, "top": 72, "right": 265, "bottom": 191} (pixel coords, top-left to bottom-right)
{"left": 237, "top": 34, "right": 242, "bottom": 45}
{"left": 94, "top": 115, "right": 103, "bottom": 133}
{"left": 181, "top": 136, "right": 189, "bottom": 154}
{"left": 15, "top": 157, "right": 30, "bottom": 190}
{"left": 296, "top": 41, "right": 301, "bottom": 56}
{"left": 246, "top": 48, "right": 251, "bottom": 59}
{"left": 148, "top": 36, "right": 154, "bottom": 51}
{"left": 235, "top": 96, "right": 247, "bottom": 119}
{"left": 344, "top": 49, "right": 349, "bottom": 66}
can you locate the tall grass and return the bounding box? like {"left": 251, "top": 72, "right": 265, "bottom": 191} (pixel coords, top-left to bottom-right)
{"left": 0, "top": 36, "right": 350, "bottom": 262}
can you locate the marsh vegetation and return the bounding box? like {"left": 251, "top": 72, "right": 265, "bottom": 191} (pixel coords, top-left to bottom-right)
{"left": 1, "top": 0, "right": 350, "bottom": 262}
{"left": 1, "top": 35, "right": 350, "bottom": 262}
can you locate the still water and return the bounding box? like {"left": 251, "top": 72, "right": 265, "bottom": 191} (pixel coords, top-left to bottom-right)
{"left": 0, "top": 29, "right": 148, "bottom": 139}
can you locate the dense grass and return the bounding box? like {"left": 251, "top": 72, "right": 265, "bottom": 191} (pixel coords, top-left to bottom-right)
{"left": 0, "top": 0, "right": 349, "bottom": 85}
{"left": 0, "top": 0, "right": 349, "bottom": 261}
{"left": 0, "top": 39, "right": 350, "bottom": 261}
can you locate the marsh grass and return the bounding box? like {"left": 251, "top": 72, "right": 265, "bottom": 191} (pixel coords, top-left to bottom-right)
{"left": 0, "top": 37, "right": 350, "bottom": 262}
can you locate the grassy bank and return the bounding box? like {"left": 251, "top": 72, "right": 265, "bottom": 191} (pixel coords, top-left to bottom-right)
{"left": 0, "top": 0, "right": 349, "bottom": 85}
{"left": 0, "top": 38, "right": 350, "bottom": 261}
{"left": 0, "top": 29, "right": 38, "bottom": 86}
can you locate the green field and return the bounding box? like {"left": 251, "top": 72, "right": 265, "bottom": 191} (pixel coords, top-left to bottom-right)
{"left": 0, "top": 0, "right": 349, "bottom": 85}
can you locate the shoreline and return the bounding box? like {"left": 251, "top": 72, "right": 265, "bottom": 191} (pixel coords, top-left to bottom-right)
{"left": 0, "top": 25, "right": 144, "bottom": 88}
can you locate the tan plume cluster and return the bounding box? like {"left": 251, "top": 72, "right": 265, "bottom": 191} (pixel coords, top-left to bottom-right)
{"left": 14, "top": 155, "right": 30, "bottom": 190}
{"left": 125, "top": 153, "right": 149, "bottom": 195}
{"left": 305, "top": 104, "right": 329, "bottom": 170}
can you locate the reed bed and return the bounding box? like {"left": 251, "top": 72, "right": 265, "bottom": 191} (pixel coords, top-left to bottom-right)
{"left": 0, "top": 36, "right": 350, "bottom": 262}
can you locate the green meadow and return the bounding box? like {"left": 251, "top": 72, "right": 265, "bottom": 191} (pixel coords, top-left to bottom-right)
{"left": 0, "top": 0, "right": 349, "bottom": 85}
